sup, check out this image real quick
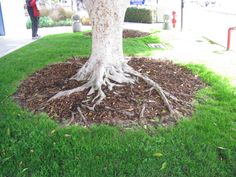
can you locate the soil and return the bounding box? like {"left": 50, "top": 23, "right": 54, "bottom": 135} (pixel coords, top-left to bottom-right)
{"left": 85, "top": 29, "right": 150, "bottom": 38}
{"left": 14, "top": 57, "right": 205, "bottom": 127}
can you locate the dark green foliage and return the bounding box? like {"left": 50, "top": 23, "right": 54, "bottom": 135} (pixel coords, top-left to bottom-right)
{"left": 125, "top": 7, "right": 155, "bottom": 24}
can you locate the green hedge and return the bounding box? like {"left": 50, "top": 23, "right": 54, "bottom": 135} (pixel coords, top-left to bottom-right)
{"left": 26, "top": 16, "right": 72, "bottom": 29}
{"left": 125, "top": 7, "right": 156, "bottom": 23}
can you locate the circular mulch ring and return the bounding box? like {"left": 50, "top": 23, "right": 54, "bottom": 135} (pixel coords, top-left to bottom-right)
{"left": 85, "top": 29, "right": 150, "bottom": 38}
{"left": 14, "top": 58, "right": 205, "bottom": 127}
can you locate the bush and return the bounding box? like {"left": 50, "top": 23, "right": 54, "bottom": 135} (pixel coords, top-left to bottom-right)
{"left": 40, "top": 6, "right": 74, "bottom": 22}
{"left": 64, "top": 8, "right": 74, "bottom": 19}
{"left": 49, "top": 6, "right": 67, "bottom": 21}
{"left": 39, "top": 16, "right": 54, "bottom": 27}
{"left": 53, "top": 18, "right": 72, "bottom": 27}
{"left": 125, "top": 7, "right": 156, "bottom": 23}
{"left": 26, "top": 16, "right": 72, "bottom": 29}
{"left": 81, "top": 17, "right": 91, "bottom": 25}
{"left": 39, "top": 8, "right": 51, "bottom": 17}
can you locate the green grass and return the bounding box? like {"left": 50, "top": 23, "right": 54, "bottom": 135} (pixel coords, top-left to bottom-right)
{"left": 124, "top": 34, "right": 162, "bottom": 56}
{"left": 0, "top": 32, "right": 235, "bottom": 177}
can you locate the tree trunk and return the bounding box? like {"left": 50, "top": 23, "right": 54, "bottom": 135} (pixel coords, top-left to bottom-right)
{"left": 72, "top": 0, "right": 131, "bottom": 80}
{"left": 50, "top": 0, "right": 176, "bottom": 116}
{"left": 86, "top": 0, "right": 127, "bottom": 61}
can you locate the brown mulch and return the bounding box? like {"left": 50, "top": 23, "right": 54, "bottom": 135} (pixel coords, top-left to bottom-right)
{"left": 14, "top": 57, "right": 205, "bottom": 127}
{"left": 85, "top": 29, "right": 150, "bottom": 38}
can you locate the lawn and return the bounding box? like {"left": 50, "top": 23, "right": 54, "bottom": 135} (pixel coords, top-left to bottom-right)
{"left": 0, "top": 32, "right": 235, "bottom": 177}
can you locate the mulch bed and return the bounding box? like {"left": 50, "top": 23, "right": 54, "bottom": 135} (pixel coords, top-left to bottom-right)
{"left": 14, "top": 57, "right": 205, "bottom": 127}
{"left": 85, "top": 29, "right": 150, "bottom": 38}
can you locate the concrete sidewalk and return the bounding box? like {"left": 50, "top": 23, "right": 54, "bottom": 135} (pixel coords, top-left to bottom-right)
{"left": 124, "top": 23, "right": 236, "bottom": 86}
{"left": 0, "top": 23, "right": 236, "bottom": 86}
{"left": 0, "top": 23, "right": 162, "bottom": 58}
{"left": 153, "top": 30, "right": 236, "bottom": 86}
{"left": 0, "top": 26, "right": 88, "bottom": 58}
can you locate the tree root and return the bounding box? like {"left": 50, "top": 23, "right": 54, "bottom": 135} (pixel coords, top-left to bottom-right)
{"left": 48, "top": 62, "right": 181, "bottom": 121}
{"left": 139, "top": 103, "right": 146, "bottom": 119}
{"left": 77, "top": 106, "right": 89, "bottom": 127}
{"left": 105, "top": 106, "right": 135, "bottom": 117}
{"left": 123, "top": 65, "right": 179, "bottom": 118}
{"left": 67, "top": 112, "right": 76, "bottom": 125}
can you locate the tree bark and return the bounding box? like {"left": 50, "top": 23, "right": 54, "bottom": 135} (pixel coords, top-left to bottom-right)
{"left": 78, "top": 0, "right": 129, "bottom": 74}
{"left": 70, "top": 0, "right": 135, "bottom": 96}
{"left": 50, "top": 0, "right": 176, "bottom": 117}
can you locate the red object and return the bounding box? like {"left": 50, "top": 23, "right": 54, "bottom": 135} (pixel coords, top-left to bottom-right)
{"left": 172, "top": 11, "right": 177, "bottom": 28}
{"left": 30, "top": 0, "right": 40, "bottom": 17}
{"left": 227, "top": 27, "right": 236, "bottom": 51}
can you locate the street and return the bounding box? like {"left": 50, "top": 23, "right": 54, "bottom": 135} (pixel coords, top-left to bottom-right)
{"left": 183, "top": 5, "right": 236, "bottom": 51}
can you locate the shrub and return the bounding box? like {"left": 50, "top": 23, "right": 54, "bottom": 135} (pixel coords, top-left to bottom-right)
{"left": 81, "top": 17, "right": 91, "bottom": 25}
{"left": 78, "top": 10, "right": 91, "bottom": 25}
{"left": 39, "top": 7, "right": 51, "bottom": 17}
{"left": 26, "top": 18, "right": 32, "bottom": 29}
{"left": 39, "top": 16, "right": 54, "bottom": 27}
{"left": 40, "top": 6, "right": 74, "bottom": 20}
{"left": 125, "top": 7, "right": 156, "bottom": 23}
{"left": 64, "top": 8, "right": 74, "bottom": 19}
{"left": 49, "top": 6, "right": 67, "bottom": 21}
{"left": 53, "top": 18, "right": 72, "bottom": 27}
{"left": 26, "top": 16, "right": 72, "bottom": 29}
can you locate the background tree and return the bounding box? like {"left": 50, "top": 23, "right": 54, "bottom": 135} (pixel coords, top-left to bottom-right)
{"left": 50, "top": 0, "right": 175, "bottom": 116}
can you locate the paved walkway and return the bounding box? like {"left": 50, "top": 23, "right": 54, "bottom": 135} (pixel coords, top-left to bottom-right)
{"left": 0, "top": 26, "right": 88, "bottom": 58}
{"left": 125, "top": 23, "right": 236, "bottom": 86}
{"left": 1, "top": 23, "right": 236, "bottom": 86}
{"left": 153, "top": 30, "right": 236, "bottom": 86}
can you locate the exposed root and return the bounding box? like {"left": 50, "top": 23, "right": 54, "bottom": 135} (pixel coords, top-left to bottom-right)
{"left": 48, "top": 61, "right": 180, "bottom": 120}
{"left": 48, "top": 81, "right": 92, "bottom": 101}
{"left": 139, "top": 103, "right": 146, "bottom": 119}
{"left": 77, "top": 106, "right": 89, "bottom": 127}
{"left": 163, "top": 90, "right": 179, "bottom": 102}
{"left": 67, "top": 112, "right": 76, "bottom": 125}
{"left": 122, "top": 65, "right": 176, "bottom": 115}
{"left": 147, "top": 87, "right": 178, "bottom": 102}
{"left": 90, "top": 88, "right": 106, "bottom": 110}
{"left": 105, "top": 106, "right": 135, "bottom": 117}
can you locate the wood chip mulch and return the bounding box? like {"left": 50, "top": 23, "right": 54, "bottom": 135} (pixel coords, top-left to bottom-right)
{"left": 14, "top": 57, "right": 205, "bottom": 127}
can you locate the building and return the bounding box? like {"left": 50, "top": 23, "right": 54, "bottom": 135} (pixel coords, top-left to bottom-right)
{"left": 0, "top": 0, "right": 27, "bottom": 36}
{"left": 0, "top": 1, "right": 5, "bottom": 36}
